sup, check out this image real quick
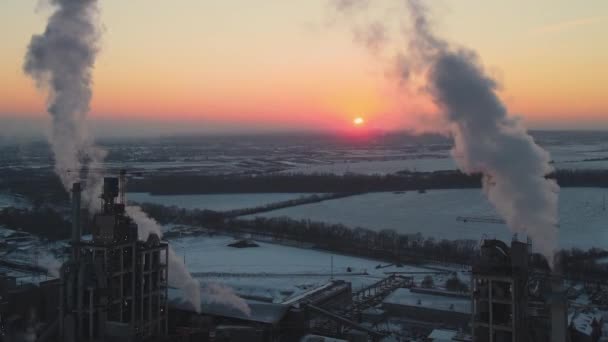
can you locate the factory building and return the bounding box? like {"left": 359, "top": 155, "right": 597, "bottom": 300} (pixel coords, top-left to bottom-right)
{"left": 168, "top": 280, "right": 355, "bottom": 341}
{"left": 471, "top": 239, "right": 529, "bottom": 342}
{"left": 381, "top": 288, "right": 471, "bottom": 329}
{"left": 471, "top": 238, "right": 570, "bottom": 342}
{"left": 0, "top": 274, "right": 61, "bottom": 341}
{"left": 59, "top": 176, "right": 169, "bottom": 341}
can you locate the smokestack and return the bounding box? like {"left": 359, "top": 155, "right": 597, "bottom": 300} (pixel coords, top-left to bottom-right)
{"left": 24, "top": 0, "right": 106, "bottom": 206}
{"left": 119, "top": 169, "right": 127, "bottom": 205}
{"left": 550, "top": 274, "right": 568, "bottom": 342}
{"left": 71, "top": 182, "right": 81, "bottom": 259}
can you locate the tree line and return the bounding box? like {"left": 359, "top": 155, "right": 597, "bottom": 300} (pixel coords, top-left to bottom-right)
{"left": 138, "top": 202, "right": 608, "bottom": 282}
{"left": 127, "top": 169, "right": 608, "bottom": 195}
{"left": 1, "top": 201, "right": 608, "bottom": 283}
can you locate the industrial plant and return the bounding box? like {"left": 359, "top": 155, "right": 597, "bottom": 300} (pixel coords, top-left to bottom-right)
{"left": 59, "top": 175, "right": 169, "bottom": 341}
{"left": 1, "top": 173, "right": 605, "bottom": 341}
{"left": 2, "top": 0, "right": 606, "bottom": 340}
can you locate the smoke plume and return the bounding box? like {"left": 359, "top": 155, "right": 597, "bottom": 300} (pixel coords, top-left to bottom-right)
{"left": 333, "top": 0, "right": 559, "bottom": 264}
{"left": 126, "top": 206, "right": 251, "bottom": 315}
{"left": 38, "top": 251, "right": 62, "bottom": 278}
{"left": 23, "top": 0, "right": 106, "bottom": 204}
{"left": 23, "top": 0, "right": 250, "bottom": 311}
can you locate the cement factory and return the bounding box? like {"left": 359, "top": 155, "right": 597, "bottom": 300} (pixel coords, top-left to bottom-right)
{"left": 0, "top": 173, "right": 605, "bottom": 341}
{"left": 3, "top": 0, "right": 605, "bottom": 340}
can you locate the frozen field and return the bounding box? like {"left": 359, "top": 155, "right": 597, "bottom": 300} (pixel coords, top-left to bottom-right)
{"left": 170, "top": 234, "right": 445, "bottom": 303}
{"left": 244, "top": 188, "right": 608, "bottom": 249}
{"left": 283, "top": 145, "right": 608, "bottom": 175}
{"left": 283, "top": 158, "right": 456, "bottom": 175}
{"left": 127, "top": 192, "right": 315, "bottom": 211}
{"left": 0, "top": 193, "right": 29, "bottom": 209}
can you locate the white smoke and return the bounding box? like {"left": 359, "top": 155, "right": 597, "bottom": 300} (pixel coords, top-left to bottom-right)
{"left": 126, "top": 206, "right": 251, "bottom": 315}
{"left": 333, "top": 0, "right": 560, "bottom": 265}
{"left": 23, "top": 0, "right": 106, "bottom": 205}
{"left": 23, "top": 0, "right": 250, "bottom": 310}
{"left": 37, "top": 251, "right": 62, "bottom": 278}
{"left": 201, "top": 283, "right": 252, "bottom": 316}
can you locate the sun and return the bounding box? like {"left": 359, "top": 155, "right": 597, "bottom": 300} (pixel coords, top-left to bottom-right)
{"left": 353, "top": 117, "right": 365, "bottom": 126}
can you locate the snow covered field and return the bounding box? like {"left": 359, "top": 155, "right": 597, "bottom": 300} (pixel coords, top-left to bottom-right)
{"left": 127, "top": 192, "right": 315, "bottom": 211}
{"left": 170, "top": 234, "right": 444, "bottom": 303}
{"left": 0, "top": 226, "right": 65, "bottom": 281}
{"left": 282, "top": 145, "right": 608, "bottom": 175}
{"left": 0, "top": 193, "right": 29, "bottom": 209}
{"left": 244, "top": 188, "right": 608, "bottom": 249}
{"left": 283, "top": 158, "right": 456, "bottom": 175}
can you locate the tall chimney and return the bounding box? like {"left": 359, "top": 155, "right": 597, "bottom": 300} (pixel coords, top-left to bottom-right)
{"left": 119, "top": 169, "right": 126, "bottom": 205}
{"left": 550, "top": 271, "right": 568, "bottom": 342}
{"left": 71, "top": 182, "right": 81, "bottom": 259}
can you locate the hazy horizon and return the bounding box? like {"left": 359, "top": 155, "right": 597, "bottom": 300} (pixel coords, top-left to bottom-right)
{"left": 1, "top": 0, "right": 607, "bottom": 136}
{"left": 1, "top": 115, "right": 607, "bottom": 143}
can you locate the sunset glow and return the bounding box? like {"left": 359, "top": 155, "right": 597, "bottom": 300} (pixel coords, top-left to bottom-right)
{"left": 0, "top": 0, "right": 606, "bottom": 135}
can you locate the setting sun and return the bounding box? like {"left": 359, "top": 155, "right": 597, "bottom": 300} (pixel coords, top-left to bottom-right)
{"left": 353, "top": 117, "right": 365, "bottom": 126}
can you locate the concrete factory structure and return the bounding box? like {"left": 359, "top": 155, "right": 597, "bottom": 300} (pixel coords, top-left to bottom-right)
{"left": 59, "top": 175, "right": 169, "bottom": 341}
{"left": 382, "top": 288, "right": 471, "bottom": 329}
{"left": 471, "top": 239, "right": 530, "bottom": 342}
{"left": 471, "top": 238, "right": 572, "bottom": 342}
{"left": 1, "top": 173, "right": 606, "bottom": 341}
{"left": 168, "top": 280, "right": 356, "bottom": 341}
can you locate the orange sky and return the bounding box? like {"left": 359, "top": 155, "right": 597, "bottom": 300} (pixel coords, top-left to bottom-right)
{"left": 1, "top": 0, "right": 607, "bottom": 135}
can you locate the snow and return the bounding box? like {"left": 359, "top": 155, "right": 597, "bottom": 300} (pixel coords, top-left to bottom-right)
{"left": 280, "top": 144, "right": 608, "bottom": 175}
{"left": 554, "top": 159, "right": 608, "bottom": 170}
{"left": 0, "top": 226, "right": 65, "bottom": 280}
{"left": 301, "top": 335, "right": 348, "bottom": 342}
{"left": 170, "top": 234, "right": 440, "bottom": 303}
{"left": 127, "top": 192, "right": 317, "bottom": 211}
{"left": 383, "top": 288, "right": 471, "bottom": 314}
{"left": 428, "top": 329, "right": 458, "bottom": 341}
{"left": 284, "top": 158, "right": 456, "bottom": 175}
{"left": 244, "top": 188, "right": 608, "bottom": 249}
{"left": 570, "top": 310, "right": 600, "bottom": 336}
{"left": 0, "top": 193, "right": 29, "bottom": 209}
{"left": 545, "top": 144, "right": 608, "bottom": 162}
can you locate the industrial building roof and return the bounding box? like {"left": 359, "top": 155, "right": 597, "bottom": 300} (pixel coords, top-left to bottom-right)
{"left": 168, "top": 288, "right": 290, "bottom": 325}
{"left": 383, "top": 288, "right": 471, "bottom": 314}
{"left": 428, "top": 329, "right": 458, "bottom": 341}
{"left": 300, "top": 334, "right": 348, "bottom": 342}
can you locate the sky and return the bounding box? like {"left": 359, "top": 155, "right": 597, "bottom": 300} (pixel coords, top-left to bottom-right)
{"left": 0, "top": 0, "right": 607, "bottom": 137}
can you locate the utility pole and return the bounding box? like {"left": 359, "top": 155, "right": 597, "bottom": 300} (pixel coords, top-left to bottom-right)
{"left": 330, "top": 255, "right": 334, "bottom": 281}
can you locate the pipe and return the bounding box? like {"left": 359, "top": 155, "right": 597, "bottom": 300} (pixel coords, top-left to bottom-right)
{"left": 119, "top": 169, "right": 126, "bottom": 205}
{"left": 89, "top": 287, "right": 94, "bottom": 341}
{"left": 35, "top": 317, "right": 59, "bottom": 342}
{"left": 71, "top": 183, "right": 81, "bottom": 260}
{"left": 550, "top": 273, "right": 568, "bottom": 342}
{"left": 59, "top": 267, "right": 65, "bottom": 339}
{"left": 77, "top": 259, "right": 85, "bottom": 339}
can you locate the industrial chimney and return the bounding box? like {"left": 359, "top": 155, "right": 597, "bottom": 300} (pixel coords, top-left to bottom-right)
{"left": 71, "top": 182, "right": 81, "bottom": 260}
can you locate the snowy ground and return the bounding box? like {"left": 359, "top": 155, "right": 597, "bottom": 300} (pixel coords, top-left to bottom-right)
{"left": 282, "top": 158, "right": 456, "bottom": 175}
{"left": 282, "top": 146, "right": 608, "bottom": 175}
{"left": 243, "top": 188, "right": 608, "bottom": 250}
{"left": 170, "top": 234, "right": 448, "bottom": 303}
{"left": 0, "top": 193, "right": 30, "bottom": 209}
{"left": 0, "top": 226, "right": 65, "bottom": 281}
{"left": 127, "top": 192, "right": 317, "bottom": 211}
